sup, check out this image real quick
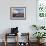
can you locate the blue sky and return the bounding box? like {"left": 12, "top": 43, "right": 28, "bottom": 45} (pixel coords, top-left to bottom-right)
{"left": 15, "top": 8, "right": 24, "bottom": 13}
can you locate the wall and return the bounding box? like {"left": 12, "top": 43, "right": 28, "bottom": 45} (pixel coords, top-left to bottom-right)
{"left": 0, "top": 0, "right": 36, "bottom": 42}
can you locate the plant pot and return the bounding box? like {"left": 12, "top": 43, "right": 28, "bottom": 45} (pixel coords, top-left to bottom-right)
{"left": 37, "top": 39, "right": 45, "bottom": 44}
{"left": 40, "top": 38, "right": 45, "bottom": 43}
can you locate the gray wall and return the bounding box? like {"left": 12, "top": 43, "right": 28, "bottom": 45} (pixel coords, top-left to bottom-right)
{"left": 0, "top": 0, "right": 37, "bottom": 42}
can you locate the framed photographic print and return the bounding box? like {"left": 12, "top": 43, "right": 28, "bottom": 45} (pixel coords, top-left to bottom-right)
{"left": 10, "top": 7, "right": 26, "bottom": 20}
{"left": 36, "top": 0, "right": 46, "bottom": 26}
{"left": 37, "top": 0, "right": 46, "bottom": 19}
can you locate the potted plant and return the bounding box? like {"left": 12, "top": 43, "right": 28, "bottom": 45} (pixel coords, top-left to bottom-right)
{"left": 33, "top": 32, "right": 46, "bottom": 43}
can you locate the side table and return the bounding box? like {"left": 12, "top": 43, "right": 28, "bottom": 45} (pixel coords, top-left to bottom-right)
{"left": 4, "top": 33, "right": 18, "bottom": 46}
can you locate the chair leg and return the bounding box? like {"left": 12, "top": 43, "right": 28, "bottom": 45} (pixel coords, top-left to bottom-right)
{"left": 4, "top": 41, "right": 7, "bottom": 46}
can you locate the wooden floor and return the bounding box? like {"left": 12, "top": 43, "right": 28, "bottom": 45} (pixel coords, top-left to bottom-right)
{"left": 0, "top": 42, "right": 46, "bottom": 46}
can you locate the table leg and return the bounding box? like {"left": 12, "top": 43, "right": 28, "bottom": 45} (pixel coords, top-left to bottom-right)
{"left": 4, "top": 34, "right": 7, "bottom": 46}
